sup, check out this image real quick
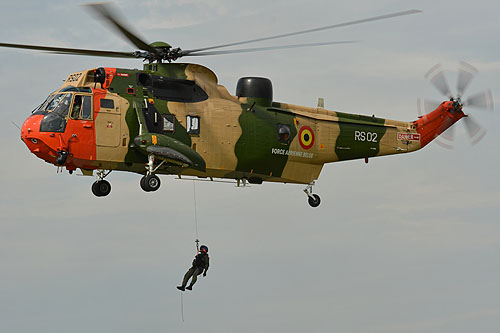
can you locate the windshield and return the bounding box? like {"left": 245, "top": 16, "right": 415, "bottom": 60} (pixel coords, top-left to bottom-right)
{"left": 46, "top": 94, "right": 67, "bottom": 111}
{"left": 52, "top": 94, "right": 72, "bottom": 116}
{"left": 33, "top": 93, "right": 64, "bottom": 115}
{"left": 39, "top": 94, "right": 73, "bottom": 133}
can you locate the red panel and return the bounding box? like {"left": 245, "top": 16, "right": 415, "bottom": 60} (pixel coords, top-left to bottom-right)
{"left": 20, "top": 67, "right": 119, "bottom": 171}
{"left": 414, "top": 101, "right": 464, "bottom": 147}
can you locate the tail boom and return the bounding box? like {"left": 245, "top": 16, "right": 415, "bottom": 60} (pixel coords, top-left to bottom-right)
{"left": 413, "top": 101, "right": 464, "bottom": 147}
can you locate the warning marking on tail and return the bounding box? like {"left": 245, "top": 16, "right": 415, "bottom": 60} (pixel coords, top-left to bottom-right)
{"left": 398, "top": 133, "right": 421, "bottom": 142}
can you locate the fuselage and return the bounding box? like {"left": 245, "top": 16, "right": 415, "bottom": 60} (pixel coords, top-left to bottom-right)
{"left": 20, "top": 63, "right": 464, "bottom": 185}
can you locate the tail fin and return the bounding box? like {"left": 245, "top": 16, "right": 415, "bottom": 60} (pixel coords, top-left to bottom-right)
{"left": 413, "top": 100, "right": 465, "bottom": 148}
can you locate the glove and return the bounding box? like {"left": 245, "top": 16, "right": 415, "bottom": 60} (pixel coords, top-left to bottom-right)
{"left": 203, "top": 271, "right": 207, "bottom": 277}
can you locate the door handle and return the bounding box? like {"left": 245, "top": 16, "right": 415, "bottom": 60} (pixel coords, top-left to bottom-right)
{"left": 83, "top": 124, "right": 93, "bottom": 128}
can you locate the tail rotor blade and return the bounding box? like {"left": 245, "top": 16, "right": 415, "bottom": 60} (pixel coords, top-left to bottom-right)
{"left": 434, "top": 117, "right": 457, "bottom": 149}
{"left": 425, "top": 64, "right": 452, "bottom": 98}
{"left": 434, "top": 137, "right": 454, "bottom": 149}
{"left": 424, "top": 99, "right": 442, "bottom": 113}
{"left": 421, "top": 62, "right": 491, "bottom": 148}
{"left": 463, "top": 116, "right": 487, "bottom": 145}
{"left": 417, "top": 98, "right": 441, "bottom": 122}
{"left": 456, "top": 61, "right": 478, "bottom": 98}
{"left": 435, "top": 126, "right": 456, "bottom": 149}
{"left": 464, "top": 90, "right": 494, "bottom": 110}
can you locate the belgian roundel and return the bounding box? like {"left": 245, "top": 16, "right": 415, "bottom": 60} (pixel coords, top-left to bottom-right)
{"left": 299, "top": 126, "right": 315, "bottom": 150}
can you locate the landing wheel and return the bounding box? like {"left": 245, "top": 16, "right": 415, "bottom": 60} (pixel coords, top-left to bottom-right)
{"left": 92, "top": 180, "right": 111, "bottom": 197}
{"left": 140, "top": 174, "right": 161, "bottom": 192}
{"left": 308, "top": 194, "right": 321, "bottom": 208}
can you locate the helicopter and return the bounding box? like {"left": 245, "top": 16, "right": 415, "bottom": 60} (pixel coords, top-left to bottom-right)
{"left": 1, "top": 3, "right": 493, "bottom": 207}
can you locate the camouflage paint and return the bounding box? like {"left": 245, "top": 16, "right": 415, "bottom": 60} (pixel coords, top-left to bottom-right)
{"left": 20, "top": 63, "right": 466, "bottom": 188}
{"left": 234, "top": 103, "right": 297, "bottom": 178}
{"left": 334, "top": 112, "right": 387, "bottom": 161}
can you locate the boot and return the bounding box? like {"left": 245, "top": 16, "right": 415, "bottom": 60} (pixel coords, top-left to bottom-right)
{"left": 186, "top": 285, "right": 193, "bottom": 291}
{"left": 177, "top": 286, "right": 185, "bottom": 291}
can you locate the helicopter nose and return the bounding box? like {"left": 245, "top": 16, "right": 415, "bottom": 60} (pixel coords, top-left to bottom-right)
{"left": 21, "top": 114, "right": 43, "bottom": 151}
{"left": 20, "top": 115, "right": 58, "bottom": 163}
{"left": 21, "top": 114, "right": 41, "bottom": 138}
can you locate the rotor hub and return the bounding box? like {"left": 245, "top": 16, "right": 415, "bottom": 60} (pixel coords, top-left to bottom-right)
{"left": 422, "top": 62, "right": 493, "bottom": 147}
{"left": 450, "top": 97, "right": 463, "bottom": 113}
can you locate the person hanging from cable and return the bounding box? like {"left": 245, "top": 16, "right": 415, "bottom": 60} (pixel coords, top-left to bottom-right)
{"left": 177, "top": 244, "right": 209, "bottom": 291}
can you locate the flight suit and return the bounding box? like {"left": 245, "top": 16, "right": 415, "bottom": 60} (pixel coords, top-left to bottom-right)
{"left": 180, "top": 252, "right": 209, "bottom": 289}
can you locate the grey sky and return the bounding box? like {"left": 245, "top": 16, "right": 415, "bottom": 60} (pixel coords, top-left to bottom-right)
{"left": 1, "top": 0, "right": 500, "bottom": 332}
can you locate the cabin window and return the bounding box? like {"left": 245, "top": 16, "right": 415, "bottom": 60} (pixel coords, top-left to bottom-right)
{"left": 278, "top": 124, "right": 291, "bottom": 144}
{"left": 186, "top": 115, "right": 200, "bottom": 135}
{"left": 163, "top": 114, "right": 175, "bottom": 132}
{"left": 100, "top": 99, "right": 114, "bottom": 109}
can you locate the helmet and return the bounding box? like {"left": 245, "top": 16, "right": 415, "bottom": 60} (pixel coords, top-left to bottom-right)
{"left": 200, "top": 245, "right": 208, "bottom": 253}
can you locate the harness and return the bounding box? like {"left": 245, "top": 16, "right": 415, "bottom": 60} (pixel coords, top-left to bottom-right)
{"left": 193, "top": 253, "right": 207, "bottom": 268}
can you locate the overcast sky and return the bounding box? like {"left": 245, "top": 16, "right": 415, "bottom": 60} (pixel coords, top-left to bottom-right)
{"left": 1, "top": 1, "right": 500, "bottom": 332}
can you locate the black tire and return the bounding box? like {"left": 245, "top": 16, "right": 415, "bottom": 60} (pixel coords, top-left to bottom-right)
{"left": 92, "top": 180, "right": 111, "bottom": 197}
{"left": 140, "top": 175, "right": 149, "bottom": 192}
{"left": 308, "top": 194, "right": 321, "bottom": 208}
{"left": 92, "top": 181, "right": 100, "bottom": 196}
{"left": 146, "top": 174, "right": 161, "bottom": 191}
{"left": 141, "top": 174, "right": 161, "bottom": 192}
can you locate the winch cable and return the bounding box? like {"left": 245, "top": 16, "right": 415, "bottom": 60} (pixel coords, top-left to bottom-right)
{"left": 180, "top": 292, "right": 184, "bottom": 322}
{"left": 180, "top": 180, "right": 202, "bottom": 322}
{"left": 193, "top": 179, "right": 200, "bottom": 252}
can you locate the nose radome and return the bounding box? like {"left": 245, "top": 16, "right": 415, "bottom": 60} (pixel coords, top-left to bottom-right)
{"left": 21, "top": 114, "right": 42, "bottom": 138}
{"left": 20, "top": 115, "right": 47, "bottom": 157}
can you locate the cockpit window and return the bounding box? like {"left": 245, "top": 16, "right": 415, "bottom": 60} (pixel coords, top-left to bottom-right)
{"left": 40, "top": 111, "right": 67, "bottom": 133}
{"left": 39, "top": 94, "right": 72, "bottom": 133}
{"left": 81, "top": 96, "right": 92, "bottom": 119}
{"left": 52, "top": 94, "right": 72, "bottom": 117}
{"left": 35, "top": 91, "right": 93, "bottom": 132}
{"left": 33, "top": 97, "right": 50, "bottom": 115}
{"left": 70, "top": 95, "right": 92, "bottom": 120}
{"left": 46, "top": 94, "right": 66, "bottom": 111}
{"left": 71, "top": 95, "right": 83, "bottom": 119}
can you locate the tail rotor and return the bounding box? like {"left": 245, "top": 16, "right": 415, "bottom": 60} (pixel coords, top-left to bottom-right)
{"left": 418, "top": 62, "right": 493, "bottom": 148}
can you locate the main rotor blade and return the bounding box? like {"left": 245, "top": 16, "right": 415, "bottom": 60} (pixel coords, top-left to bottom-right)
{"left": 182, "top": 41, "right": 358, "bottom": 57}
{"left": 464, "top": 90, "right": 494, "bottom": 110}
{"left": 84, "top": 2, "right": 157, "bottom": 54}
{"left": 425, "top": 64, "right": 452, "bottom": 99}
{"left": 456, "top": 61, "right": 477, "bottom": 97}
{"left": 463, "top": 116, "right": 486, "bottom": 145}
{"left": 186, "top": 9, "right": 421, "bottom": 53}
{"left": 0, "top": 42, "right": 137, "bottom": 58}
